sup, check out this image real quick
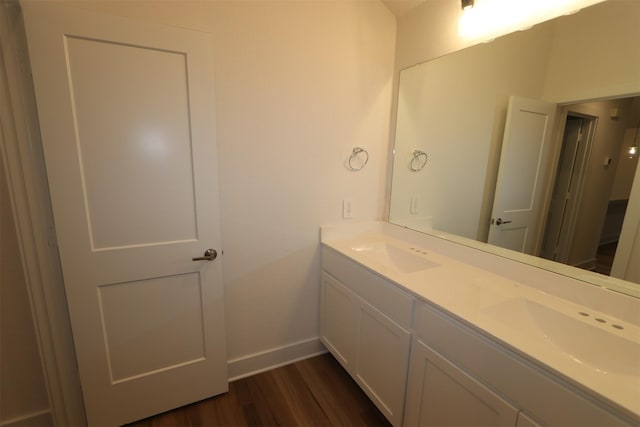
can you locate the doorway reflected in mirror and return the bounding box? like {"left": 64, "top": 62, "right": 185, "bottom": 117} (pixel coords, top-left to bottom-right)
{"left": 388, "top": 0, "right": 640, "bottom": 297}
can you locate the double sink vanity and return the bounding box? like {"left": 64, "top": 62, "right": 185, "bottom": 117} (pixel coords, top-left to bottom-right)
{"left": 320, "top": 222, "right": 639, "bottom": 427}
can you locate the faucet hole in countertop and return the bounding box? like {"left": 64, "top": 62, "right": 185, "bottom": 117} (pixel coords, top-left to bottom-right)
{"left": 577, "top": 311, "right": 627, "bottom": 330}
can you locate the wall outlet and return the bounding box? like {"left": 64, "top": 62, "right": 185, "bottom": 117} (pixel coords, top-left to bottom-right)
{"left": 342, "top": 199, "right": 353, "bottom": 219}
{"left": 410, "top": 195, "right": 419, "bottom": 214}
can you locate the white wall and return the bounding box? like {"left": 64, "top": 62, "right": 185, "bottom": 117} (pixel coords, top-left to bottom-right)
{"left": 53, "top": 0, "right": 396, "bottom": 374}
{"left": 543, "top": 0, "right": 640, "bottom": 103}
{"left": 394, "top": 0, "right": 472, "bottom": 72}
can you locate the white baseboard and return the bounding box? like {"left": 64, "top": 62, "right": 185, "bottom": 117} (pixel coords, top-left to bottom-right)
{"left": 0, "top": 409, "right": 53, "bottom": 427}
{"left": 227, "top": 337, "right": 326, "bottom": 381}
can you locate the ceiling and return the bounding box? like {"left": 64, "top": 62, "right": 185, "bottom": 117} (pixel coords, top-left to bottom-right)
{"left": 381, "top": 0, "right": 427, "bottom": 17}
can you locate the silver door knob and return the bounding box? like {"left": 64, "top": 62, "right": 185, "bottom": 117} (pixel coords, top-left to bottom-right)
{"left": 192, "top": 248, "right": 218, "bottom": 261}
{"left": 495, "top": 218, "right": 512, "bottom": 225}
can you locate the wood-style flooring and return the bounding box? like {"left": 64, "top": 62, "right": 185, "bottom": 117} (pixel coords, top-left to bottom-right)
{"left": 127, "top": 353, "right": 391, "bottom": 427}
{"left": 594, "top": 241, "right": 617, "bottom": 276}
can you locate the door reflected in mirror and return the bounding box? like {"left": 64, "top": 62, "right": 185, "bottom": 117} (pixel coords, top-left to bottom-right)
{"left": 388, "top": 0, "right": 640, "bottom": 296}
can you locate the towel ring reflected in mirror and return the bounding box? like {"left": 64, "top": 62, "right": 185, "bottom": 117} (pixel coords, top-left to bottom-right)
{"left": 410, "top": 150, "right": 428, "bottom": 172}
{"left": 348, "top": 146, "right": 369, "bottom": 171}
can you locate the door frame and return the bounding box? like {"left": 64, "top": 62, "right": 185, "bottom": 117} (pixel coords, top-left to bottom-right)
{"left": 541, "top": 110, "right": 598, "bottom": 262}
{"left": 612, "top": 159, "right": 640, "bottom": 280}
{"left": 0, "top": 2, "right": 86, "bottom": 425}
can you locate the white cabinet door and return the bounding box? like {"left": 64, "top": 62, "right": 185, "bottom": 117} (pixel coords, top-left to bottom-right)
{"left": 320, "top": 273, "right": 359, "bottom": 371}
{"left": 22, "top": 3, "right": 227, "bottom": 426}
{"left": 320, "top": 272, "right": 411, "bottom": 427}
{"left": 404, "top": 339, "right": 518, "bottom": 427}
{"left": 357, "top": 302, "right": 411, "bottom": 427}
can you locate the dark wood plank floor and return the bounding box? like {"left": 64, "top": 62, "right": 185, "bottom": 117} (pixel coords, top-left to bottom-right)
{"left": 594, "top": 241, "right": 617, "bottom": 276}
{"left": 127, "top": 353, "right": 391, "bottom": 427}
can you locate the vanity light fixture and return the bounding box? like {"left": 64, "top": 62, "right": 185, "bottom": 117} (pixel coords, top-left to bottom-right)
{"left": 458, "top": 0, "right": 607, "bottom": 41}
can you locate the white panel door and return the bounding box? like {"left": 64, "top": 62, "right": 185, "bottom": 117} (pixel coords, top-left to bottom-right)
{"left": 22, "top": 3, "right": 227, "bottom": 426}
{"left": 488, "top": 96, "right": 557, "bottom": 255}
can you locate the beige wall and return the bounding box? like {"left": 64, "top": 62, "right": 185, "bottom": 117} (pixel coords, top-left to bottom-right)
{"left": 543, "top": 0, "right": 640, "bottom": 103}
{"left": 611, "top": 97, "right": 640, "bottom": 201}
{"left": 57, "top": 0, "right": 396, "bottom": 369}
{"left": 0, "top": 151, "right": 52, "bottom": 426}
{"left": 611, "top": 128, "right": 640, "bottom": 201}
{"left": 395, "top": 0, "right": 471, "bottom": 72}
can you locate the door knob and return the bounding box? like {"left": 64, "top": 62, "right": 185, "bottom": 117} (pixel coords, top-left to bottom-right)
{"left": 495, "top": 218, "right": 512, "bottom": 226}
{"left": 192, "top": 248, "right": 218, "bottom": 261}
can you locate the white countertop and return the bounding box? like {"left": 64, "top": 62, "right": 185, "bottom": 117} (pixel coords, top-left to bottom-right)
{"left": 321, "top": 222, "right": 640, "bottom": 420}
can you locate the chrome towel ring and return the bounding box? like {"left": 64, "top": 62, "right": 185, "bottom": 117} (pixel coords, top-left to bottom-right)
{"left": 348, "top": 146, "right": 369, "bottom": 171}
{"left": 410, "top": 150, "right": 428, "bottom": 172}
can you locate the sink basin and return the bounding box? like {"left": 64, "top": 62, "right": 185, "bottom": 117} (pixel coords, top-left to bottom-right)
{"left": 484, "top": 298, "right": 640, "bottom": 376}
{"left": 351, "top": 242, "right": 440, "bottom": 274}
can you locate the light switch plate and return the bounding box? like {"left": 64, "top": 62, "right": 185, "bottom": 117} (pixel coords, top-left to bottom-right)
{"left": 342, "top": 199, "right": 353, "bottom": 219}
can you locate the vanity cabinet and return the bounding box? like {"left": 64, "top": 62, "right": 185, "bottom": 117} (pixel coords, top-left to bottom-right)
{"left": 321, "top": 247, "right": 414, "bottom": 427}
{"left": 406, "top": 302, "right": 633, "bottom": 427}
{"left": 320, "top": 235, "right": 636, "bottom": 427}
{"left": 320, "top": 272, "right": 411, "bottom": 427}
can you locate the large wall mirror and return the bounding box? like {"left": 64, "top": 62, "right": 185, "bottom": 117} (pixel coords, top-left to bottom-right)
{"left": 389, "top": 0, "right": 640, "bottom": 298}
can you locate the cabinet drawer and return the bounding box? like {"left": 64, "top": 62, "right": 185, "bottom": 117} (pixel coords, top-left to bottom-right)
{"left": 415, "top": 303, "right": 634, "bottom": 426}
{"left": 322, "top": 246, "right": 414, "bottom": 328}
